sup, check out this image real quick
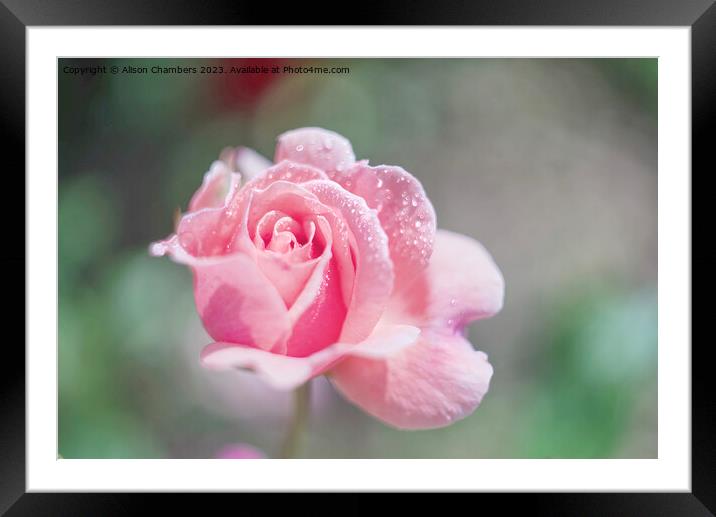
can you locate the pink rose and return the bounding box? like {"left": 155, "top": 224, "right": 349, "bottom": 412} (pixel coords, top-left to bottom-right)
{"left": 151, "top": 128, "right": 504, "bottom": 429}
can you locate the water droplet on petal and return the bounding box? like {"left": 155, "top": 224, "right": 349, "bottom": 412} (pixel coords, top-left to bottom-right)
{"left": 179, "top": 232, "right": 197, "bottom": 250}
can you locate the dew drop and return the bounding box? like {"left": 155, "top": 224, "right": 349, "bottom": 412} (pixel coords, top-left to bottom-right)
{"left": 414, "top": 220, "right": 422, "bottom": 228}
{"left": 179, "top": 232, "right": 197, "bottom": 250}
{"left": 296, "top": 144, "right": 304, "bottom": 152}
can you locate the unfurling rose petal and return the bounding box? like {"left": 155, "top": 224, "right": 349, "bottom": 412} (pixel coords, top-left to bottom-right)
{"left": 275, "top": 127, "right": 356, "bottom": 180}
{"left": 329, "top": 331, "right": 493, "bottom": 429}
{"left": 152, "top": 240, "right": 291, "bottom": 352}
{"left": 201, "top": 324, "right": 420, "bottom": 390}
{"left": 189, "top": 161, "right": 241, "bottom": 212}
{"left": 389, "top": 229, "right": 505, "bottom": 332}
{"left": 341, "top": 163, "right": 436, "bottom": 289}
{"left": 242, "top": 161, "right": 329, "bottom": 193}
{"left": 220, "top": 146, "right": 272, "bottom": 181}
{"left": 329, "top": 230, "right": 504, "bottom": 429}
{"left": 303, "top": 180, "right": 394, "bottom": 344}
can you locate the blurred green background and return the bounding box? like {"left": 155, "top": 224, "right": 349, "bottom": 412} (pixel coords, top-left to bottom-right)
{"left": 58, "top": 58, "right": 657, "bottom": 459}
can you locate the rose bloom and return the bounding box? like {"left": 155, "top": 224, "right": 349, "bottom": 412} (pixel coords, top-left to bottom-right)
{"left": 151, "top": 127, "right": 504, "bottom": 429}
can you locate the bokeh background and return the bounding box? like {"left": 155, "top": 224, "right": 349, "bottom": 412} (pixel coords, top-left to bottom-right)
{"left": 58, "top": 58, "right": 657, "bottom": 459}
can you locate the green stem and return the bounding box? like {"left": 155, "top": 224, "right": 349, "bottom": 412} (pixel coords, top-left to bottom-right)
{"left": 280, "top": 381, "right": 312, "bottom": 459}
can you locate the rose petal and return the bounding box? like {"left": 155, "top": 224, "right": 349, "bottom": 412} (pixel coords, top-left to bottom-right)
{"left": 201, "top": 324, "right": 420, "bottom": 390}
{"left": 275, "top": 128, "right": 356, "bottom": 180}
{"left": 220, "top": 146, "right": 272, "bottom": 181}
{"left": 334, "top": 323, "right": 420, "bottom": 359}
{"left": 254, "top": 210, "right": 290, "bottom": 250}
{"left": 329, "top": 331, "right": 493, "bottom": 429}
{"left": 201, "top": 342, "right": 315, "bottom": 390}
{"left": 328, "top": 229, "right": 503, "bottom": 430}
{"left": 244, "top": 160, "right": 329, "bottom": 192}
{"left": 151, "top": 237, "right": 290, "bottom": 352}
{"left": 284, "top": 258, "right": 347, "bottom": 357}
{"left": 193, "top": 253, "right": 293, "bottom": 351}
{"left": 216, "top": 162, "right": 328, "bottom": 254}
{"left": 245, "top": 180, "right": 329, "bottom": 233}
{"left": 255, "top": 252, "right": 318, "bottom": 308}
{"left": 389, "top": 229, "right": 505, "bottom": 334}
{"left": 174, "top": 164, "right": 248, "bottom": 257}
{"left": 173, "top": 207, "right": 230, "bottom": 257}
{"left": 304, "top": 196, "right": 355, "bottom": 312}
{"left": 282, "top": 216, "right": 347, "bottom": 356}
{"left": 303, "top": 180, "right": 394, "bottom": 344}
{"left": 342, "top": 163, "right": 436, "bottom": 288}
{"left": 188, "top": 161, "right": 241, "bottom": 213}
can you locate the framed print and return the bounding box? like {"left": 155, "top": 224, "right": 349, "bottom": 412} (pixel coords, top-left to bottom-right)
{"left": 4, "top": 0, "right": 711, "bottom": 513}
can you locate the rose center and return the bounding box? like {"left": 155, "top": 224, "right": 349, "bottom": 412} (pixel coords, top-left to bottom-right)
{"left": 254, "top": 211, "right": 324, "bottom": 261}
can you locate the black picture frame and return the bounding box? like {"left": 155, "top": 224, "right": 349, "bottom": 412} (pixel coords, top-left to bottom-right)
{"left": 3, "top": 0, "right": 710, "bottom": 513}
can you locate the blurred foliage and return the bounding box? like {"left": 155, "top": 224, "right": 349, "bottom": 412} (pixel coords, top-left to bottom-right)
{"left": 58, "top": 58, "right": 657, "bottom": 459}
{"left": 518, "top": 287, "right": 657, "bottom": 457}
{"left": 597, "top": 59, "right": 658, "bottom": 118}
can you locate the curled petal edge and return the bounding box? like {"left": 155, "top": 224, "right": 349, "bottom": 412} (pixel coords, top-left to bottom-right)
{"left": 221, "top": 146, "right": 272, "bottom": 181}
{"left": 329, "top": 331, "right": 494, "bottom": 430}
{"left": 200, "top": 324, "right": 420, "bottom": 391}
{"left": 188, "top": 160, "right": 242, "bottom": 213}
